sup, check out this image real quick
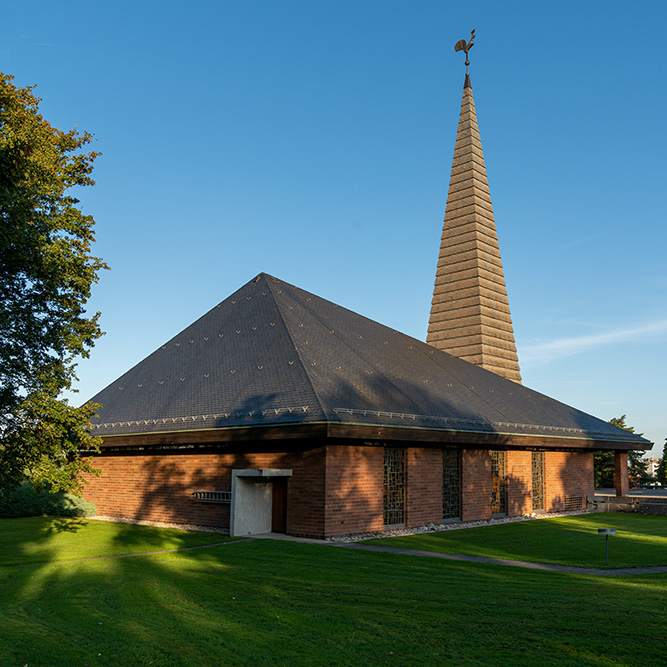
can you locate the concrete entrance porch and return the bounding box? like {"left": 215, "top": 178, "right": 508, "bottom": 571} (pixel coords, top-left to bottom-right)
{"left": 229, "top": 469, "right": 292, "bottom": 537}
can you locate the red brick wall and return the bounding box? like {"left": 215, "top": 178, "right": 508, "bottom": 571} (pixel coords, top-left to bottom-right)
{"left": 85, "top": 444, "right": 381, "bottom": 539}
{"left": 84, "top": 444, "right": 596, "bottom": 538}
{"left": 84, "top": 448, "right": 327, "bottom": 537}
{"left": 285, "top": 447, "right": 326, "bottom": 538}
{"left": 461, "top": 449, "right": 492, "bottom": 521}
{"left": 406, "top": 448, "right": 443, "bottom": 527}
{"left": 544, "top": 451, "right": 594, "bottom": 511}
{"left": 506, "top": 450, "right": 532, "bottom": 516}
{"left": 84, "top": 453, "right": 231, "bottom": 527}
{"left": 614, "top": 452, "right": 630, "bottom": 497}
{"left": 324, "top": 445, "right": 383, "bottom": 536}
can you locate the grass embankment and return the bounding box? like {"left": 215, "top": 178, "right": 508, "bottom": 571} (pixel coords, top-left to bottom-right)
{"left": 1, "top": 516, "right": 666, "bottom": 666}
{"left": 365, "top": 513, "right": 667, "bottom": 569}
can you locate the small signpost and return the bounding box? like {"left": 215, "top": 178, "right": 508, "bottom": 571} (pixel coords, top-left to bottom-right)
{"left": 598, "top": 528, "right": 616, "bottom": 565}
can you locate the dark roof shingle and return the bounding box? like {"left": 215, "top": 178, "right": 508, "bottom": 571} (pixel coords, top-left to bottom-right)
{"left": 88, "top": 273, "right": 649, "bottom": 449}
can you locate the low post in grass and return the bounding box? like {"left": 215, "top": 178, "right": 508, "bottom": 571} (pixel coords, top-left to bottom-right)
{"left": 598, "top": 528, "right": 616, "bottom": 565}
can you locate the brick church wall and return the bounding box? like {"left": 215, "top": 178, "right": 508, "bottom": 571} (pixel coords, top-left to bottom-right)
{"left": 84, "top": 452, "right": 233, "bottom": 528}
{"left": 84, "top": 447, "right": 328, "bottom": 537}
{"left": 84, "top": 444, "right": 596, "bottom": 538}
{"left": 324, "top": 445, "right": 384, "bottom": 537}
{"left": 284, "top": 447, "right": 327, "bottom": 538}
{"left": 506, "top": 450, "right": 533, "bottom": 516}
{"left": 614, "top": 452, "right": 630, "bottom": 497}
{"left": 544, "top": 451, "right": 593, "bottom": 512}
{"left": 406, "top": 447, "right": 443, "bottom": 527}
{"left": 461, "top": 449, "right": 492, "bottom": 522}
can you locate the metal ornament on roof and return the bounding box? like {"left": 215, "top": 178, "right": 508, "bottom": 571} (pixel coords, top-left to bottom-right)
{"left": 454, "top": 29, "right": 475, "bottom": 74}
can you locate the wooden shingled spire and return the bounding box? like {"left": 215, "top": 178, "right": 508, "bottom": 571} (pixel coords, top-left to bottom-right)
{"left": 427, "top": 33, "right": 522, "bottom": 383}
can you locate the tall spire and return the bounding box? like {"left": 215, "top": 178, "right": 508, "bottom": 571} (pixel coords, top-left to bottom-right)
{"left": 427, "top": 33, "right": 522, "bottom": 383}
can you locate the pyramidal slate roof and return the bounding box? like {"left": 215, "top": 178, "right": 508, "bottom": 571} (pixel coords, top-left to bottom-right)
{"left": 88, "top": 273, "right": 648, "bottom": 449}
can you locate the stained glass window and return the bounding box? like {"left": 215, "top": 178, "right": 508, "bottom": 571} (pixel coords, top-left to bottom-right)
{"left": 383, "top": 447, "right": 405, "bottom": 526}
{"left": 443, "top": 448, "right": 461, "bottom": 520}
{"left": 532, "top": 452, "right": 545, "bottom": 511}
{"left": 491, "top": 451, "right": 506, "bottom": 515}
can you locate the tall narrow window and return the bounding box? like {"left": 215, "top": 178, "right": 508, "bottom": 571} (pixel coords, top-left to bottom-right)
{"left": 442, "top": 448, "right": 461, "bottom": 520}
{"left": 383, "top": 447, "right": 405, "bottom": 526}
{"left": 532, "top": 451, "right": 545, "bottom": 511}
{"left": 491, "top": 451, "right": 507, "bottom": 516}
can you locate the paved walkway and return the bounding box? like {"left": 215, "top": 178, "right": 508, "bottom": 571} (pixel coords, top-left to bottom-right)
{"left": 250, "top": 533, "right": 667, "bottom": 576}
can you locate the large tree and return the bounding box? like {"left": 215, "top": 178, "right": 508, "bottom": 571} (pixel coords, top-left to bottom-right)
{"left": 594, "top": 416, "right": 648, "bottom": 488}
{"left": 0, "top": 73, "right": 106, "bottom": 494}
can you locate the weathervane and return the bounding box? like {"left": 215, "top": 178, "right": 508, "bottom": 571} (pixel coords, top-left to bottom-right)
{"left": 454, "top": 29, "right": 475, "bottom": 74}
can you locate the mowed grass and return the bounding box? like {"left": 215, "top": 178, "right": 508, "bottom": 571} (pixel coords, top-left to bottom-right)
{"left": 1, "top": 517, "right": 666, "bottom": 666}
{"left": 0, "top": 517, "right": 232, "bottom": 566}
{"left": 365, "top": 513, "right": 667, "bottom": 568}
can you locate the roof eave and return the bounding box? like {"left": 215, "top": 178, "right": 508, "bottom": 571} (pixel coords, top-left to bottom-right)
{"left": 87, "top": 419, "right": 650, "bottom": 452}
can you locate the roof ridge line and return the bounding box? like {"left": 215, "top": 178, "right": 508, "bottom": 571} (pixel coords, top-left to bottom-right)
{"left": 85, "top": 284, "right": 252, "bottom": 419}
{"left": 426, "top": 346, "right": 519, "bottom": 420}
{"left": 264, "top": 276, "right": 328, "bottom": 420}
{"left": 332, "top": 330, "right": 427, "bottom": 416}
{"left": 169, "top": 274, "right": 273, "bottom": 415}
{"left": 272, "top": 285, "right": 431, "bottom": 417}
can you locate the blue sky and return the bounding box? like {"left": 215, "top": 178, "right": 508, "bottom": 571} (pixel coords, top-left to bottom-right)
{"left": 3, "top": 1, "right": 665, "bottom": 454}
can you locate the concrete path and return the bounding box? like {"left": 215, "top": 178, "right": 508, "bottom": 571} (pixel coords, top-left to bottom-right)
{"left": 250, "top": 532, "right": 667, "bottom": 576}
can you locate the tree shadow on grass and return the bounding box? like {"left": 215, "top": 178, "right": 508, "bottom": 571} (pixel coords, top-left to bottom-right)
{"left": 40, "top": 517, "right": 89, "bottom": 535}
{"left": 2, "top": 539, "right": 666, "bottom": 667}
{"left": 0, "top": 516, "right": 228, "bottom": 570}
{"left": 0, "top": 517, "right": 90, "bottom": 568}
{"left": 106, "top": 518, "right": 228, "bottom": 553}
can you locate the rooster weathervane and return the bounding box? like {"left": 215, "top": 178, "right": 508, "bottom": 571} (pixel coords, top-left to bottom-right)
{"left": 454, "top": 29, "right": 475, "bottom": 74}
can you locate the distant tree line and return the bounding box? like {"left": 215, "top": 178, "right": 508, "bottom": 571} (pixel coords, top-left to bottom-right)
{"left": 594, "top": 416, "right": 666, "bottom": 488}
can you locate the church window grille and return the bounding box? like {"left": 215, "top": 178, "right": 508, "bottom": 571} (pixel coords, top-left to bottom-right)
{"left": 383, "top": 447, "right": 405, "bottom": 526}
{"left": 443, "top": 448, "right": 461, "bottom": 520}
{"left": 192, "top": 490, "right": 231, "bottom": 503}
{"left": 564, "top": 496, "right": 584, "bottom": 512}
{"left": 491, "top": 451, "right": 507, "bottom": 516}
{"left": 532, "top": 452, "right": 545, "bottom": 511}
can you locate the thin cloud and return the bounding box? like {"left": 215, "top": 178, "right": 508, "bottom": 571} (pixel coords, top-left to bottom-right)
{"left": 521, "top": 319, "right": 667, "bottom": 365}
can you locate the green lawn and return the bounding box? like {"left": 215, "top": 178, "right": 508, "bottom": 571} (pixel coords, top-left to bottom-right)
{"left": 365, "top": 513, "right": 667, "bottom": 568}
{"left": 0, "top": 517, "right": 231, "bottom": 566}
{"left": 1, "top": 516, "right": 666, "bottom": 666}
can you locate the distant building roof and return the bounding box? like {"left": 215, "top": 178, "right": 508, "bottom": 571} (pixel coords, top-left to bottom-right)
{"left": 88, "top": 274, "right": 649, "bottom": 451}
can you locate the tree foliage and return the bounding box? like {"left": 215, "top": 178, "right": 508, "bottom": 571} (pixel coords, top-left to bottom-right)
{"left": 594, "top": 416, "right": 648, "bottom": 488}
{"left": 0, "top": 73, "right": 106, "bottom": 493}
{"left": 656, "top": 440, "right": 667, "bottom": 487}
{"left": 593, "top": 451, "right": 615, "bottom": 489}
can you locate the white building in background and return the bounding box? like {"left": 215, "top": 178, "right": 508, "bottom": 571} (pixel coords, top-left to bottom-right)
{"left": 644, "top": 458, "right": 661, "bottom": 480}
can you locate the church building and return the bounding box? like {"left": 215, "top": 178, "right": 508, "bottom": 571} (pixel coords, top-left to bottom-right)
{"left": 82, "top": 43, "right": 649, "bottom": 538}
